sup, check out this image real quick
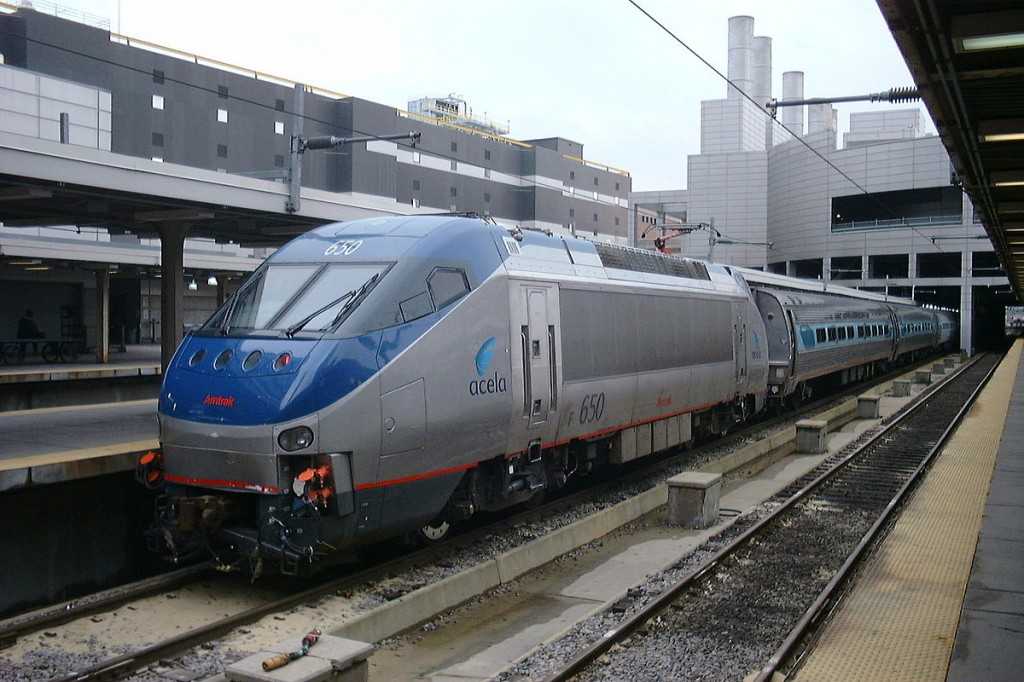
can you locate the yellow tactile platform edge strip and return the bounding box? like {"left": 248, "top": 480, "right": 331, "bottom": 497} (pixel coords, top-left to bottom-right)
{"left": 791, "top": 343, "right": 1023, "bottom": 682}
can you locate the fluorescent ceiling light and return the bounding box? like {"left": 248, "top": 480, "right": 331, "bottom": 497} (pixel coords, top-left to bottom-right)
{"left": 960, "top": 34, "right": 1024, "bottom": 51}
{"left": 979, "top": 119, "right": 1024, "bottom": 142}
{"left": 992, "top": 170, "right": 1024, "bottom": 187}
{"left": 1001, "top": 203, "right": 1024, "bottom": 214}
{"left": 953, "top": 10, "right": 1024, "bottom": 52}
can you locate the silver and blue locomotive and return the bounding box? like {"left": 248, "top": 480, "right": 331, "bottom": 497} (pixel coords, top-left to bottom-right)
{"left": 140, "top": 214, "right": 955, "bottom": 574}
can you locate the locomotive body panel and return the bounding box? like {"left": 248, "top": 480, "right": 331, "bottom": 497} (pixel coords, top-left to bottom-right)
{"left": 145, "top": 215, "right": 953, "bottom": 574}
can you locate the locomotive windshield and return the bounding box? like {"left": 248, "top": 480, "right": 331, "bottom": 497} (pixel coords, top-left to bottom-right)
{"left": 204, "top": 262, "right": 389, "bottom": 335}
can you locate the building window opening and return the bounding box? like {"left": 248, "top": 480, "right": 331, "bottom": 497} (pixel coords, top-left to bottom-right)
{"left": 868, "top": 254, "right": 909, "bottom": 279}
{"left": 791, "top": 258, "right": 823, "bottom": 279}
{"left": 152, "top": 94, "right": 164, "bottom": 110}
{"left": 217, "top": 144, "right": 228, "bottom": 158}
{"left": 832, "top": 187, "right": 963, "bottom": 232}
{"left": 917, "top": 252, "right": 962, "bottom": 278}
{"left": 217, "top": 109, "right": 228, "bottom": 123}
{"left": 830, "top": 255, "right": 862, "bottom": 281}
{"left": 972, "top": 251, "right": 1002, "bottom": 277}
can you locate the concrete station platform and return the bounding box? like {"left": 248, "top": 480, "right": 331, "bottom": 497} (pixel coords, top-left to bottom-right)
{"left": 0, "top": 344, "right": 161, "bottom": 491}
{"left": 0, "top": 343, "right": 162, "bottom": 386}
{"left": 791, "top": 340, "right": 1024, "bottom": 682}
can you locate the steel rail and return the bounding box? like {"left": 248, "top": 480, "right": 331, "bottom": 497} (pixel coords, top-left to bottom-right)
{"left": 542, "top": 353, "right": 989, "bottom": 682}
{"left": 0, "top": 564, "right": 213, "bottom": 650}
{"left": 17, "top": 354, "right": 958, "bottom": 680}
{"left": 753, "top": 352, "right": 1001, "bottom": 681}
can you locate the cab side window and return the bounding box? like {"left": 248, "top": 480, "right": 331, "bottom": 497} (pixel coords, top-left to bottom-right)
{"left": 398, "top": 267, "right": 470, "bottom": 324}
{"left": 428, "top": 268, "right": 470, "bottom": 309}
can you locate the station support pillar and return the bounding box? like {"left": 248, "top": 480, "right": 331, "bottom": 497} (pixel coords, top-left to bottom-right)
{"left": 94, "top": 269, "right": 110, "bottom": 363}
{"left": 159, "top": 222, "right": 190, "bottom": 371}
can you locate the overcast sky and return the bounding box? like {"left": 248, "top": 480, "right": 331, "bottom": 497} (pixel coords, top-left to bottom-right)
{"left": 60, "top": 0, "right": 929, "bottom": 192}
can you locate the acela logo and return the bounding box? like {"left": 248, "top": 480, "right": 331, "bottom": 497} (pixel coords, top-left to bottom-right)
{"left": 470, "top": 337, "right": 507, "bottom": 396}
{"left": 475, "top": 337, "right": 496, "bottom": 377}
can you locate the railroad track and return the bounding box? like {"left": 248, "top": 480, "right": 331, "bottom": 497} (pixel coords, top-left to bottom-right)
{"left": 536, "top": 352, "right": 999, "bottom": 682}
{"left": 0, "top": 356, "right": 959, "bottom": 681}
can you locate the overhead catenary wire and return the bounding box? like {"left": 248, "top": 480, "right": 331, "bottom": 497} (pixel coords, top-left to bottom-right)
{"left": 1, "top": 12, "right": 946, "bottom": 261}
{"left": 625, "top": 0, "right": 950, "bottom": 254}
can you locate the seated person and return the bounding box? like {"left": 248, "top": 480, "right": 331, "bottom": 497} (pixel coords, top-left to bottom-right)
{"left": 17, "top": 309, "right": 45, "bottom": 352}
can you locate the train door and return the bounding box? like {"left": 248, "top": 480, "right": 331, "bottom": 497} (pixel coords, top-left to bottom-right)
{"left": 516, "top": 283, "right": 559, "bottom": 429}
{"left": 734, "top": 311, "right": 748, "bottom": 386}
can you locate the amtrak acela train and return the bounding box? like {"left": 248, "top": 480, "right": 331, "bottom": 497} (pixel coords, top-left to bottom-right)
{"left": 139, "top": 214, "right": 956, "bottom": 574}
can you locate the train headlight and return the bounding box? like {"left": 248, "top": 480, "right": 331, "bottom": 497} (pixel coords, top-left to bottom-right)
{"left": 278, "top": 426, "right": 314, "bottom": 452}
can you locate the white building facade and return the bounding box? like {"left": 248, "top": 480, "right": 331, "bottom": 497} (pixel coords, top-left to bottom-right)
{"left": 632, "top": 15, "right": 1009, "bottom": 353}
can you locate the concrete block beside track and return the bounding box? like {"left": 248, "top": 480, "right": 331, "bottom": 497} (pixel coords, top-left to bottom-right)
{"left": 858, "top": 394, "right": 881, "bottom": 419}
{"left": 334, "top": 560, "right": 501, "bottom": 644}
{"left": 494, "top": 485, "right": 666, "bottom": 584}
{"left": 667, "top": 472, "right": 722, "bottom": 528}
{"left": 703, "top": 426, "right": 796, "bottom": 477}
{"left": 796, "top": 420, "right": 828, "bottom": 454}
{"left": 226, "top": 633, "right": 373, "bottom": 682}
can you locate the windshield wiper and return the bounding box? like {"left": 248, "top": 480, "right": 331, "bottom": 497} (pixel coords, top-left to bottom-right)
{"left": 327, "top": 273, "right": 380, "bottom": 329}
{"left": 284, "top": 273, "right": 382, "bottom": 338}
{"left": 284, "top": 289, "right": 358, "bottom": 338}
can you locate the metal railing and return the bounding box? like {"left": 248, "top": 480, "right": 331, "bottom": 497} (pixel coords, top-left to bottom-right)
{"left": 831, "top": 214, "right": 963, "bottom": 232}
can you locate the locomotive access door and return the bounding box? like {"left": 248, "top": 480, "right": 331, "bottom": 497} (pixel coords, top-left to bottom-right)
{"left": 516, "top": 283, "right": 559, "bottom": 428}
{"left": 734, "top": 317, "right": 748, "bottom": 385}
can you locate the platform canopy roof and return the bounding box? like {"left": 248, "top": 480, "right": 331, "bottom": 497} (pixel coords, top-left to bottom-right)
{"left": 878, "top": 0, "right": 1024, "bottom": 301}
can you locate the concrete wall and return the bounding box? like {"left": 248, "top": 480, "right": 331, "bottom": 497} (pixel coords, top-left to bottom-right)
{"left": 0, "top": 9, "right": 630, "bottom": 236}
{"left": 0, "top": 62, "right": 110, "bottom": 148}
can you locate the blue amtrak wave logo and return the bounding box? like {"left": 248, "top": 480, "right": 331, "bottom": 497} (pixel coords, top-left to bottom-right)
{"left": 475, "top": 337, "right": 496, "bottom": 377}
{"left": 470, "top": 337, "right": 507, "bottom": 396}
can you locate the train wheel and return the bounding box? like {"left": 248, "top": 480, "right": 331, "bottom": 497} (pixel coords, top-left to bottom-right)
{"left": 414, "top": 511, "right": 452, "bottom": 545}
{"left": 523, "top": 488, "right": 546, "bottom": 510}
